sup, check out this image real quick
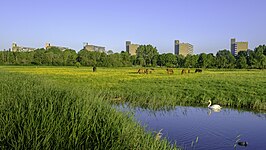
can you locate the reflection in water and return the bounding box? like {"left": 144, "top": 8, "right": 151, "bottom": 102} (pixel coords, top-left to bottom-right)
{"left": 116, "top": 105, "right": 266, "bottom": 150}
{"left": 255, "top": 113, "right": 266, "bottom": 119}
{"left": 207, "top": 108, "right": 221, "bottom": 115}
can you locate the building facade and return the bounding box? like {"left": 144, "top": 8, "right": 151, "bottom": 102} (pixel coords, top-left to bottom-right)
{"left": 45, "top": 43, "right": 68, "bottom": 51}
{"left": 83, "top": 43, "right": 105, "bottom": 53}
{"left": 230, "top": 38, "right": 248, "bottom": 56}
{"left": 174, "top": 40, "right": 193, "bottom": 56}
{"left": 11, "top": 43, "right": 36, "bottom": 52}
{"left": 126, "top": 41, "right": 139, "bottom": 55}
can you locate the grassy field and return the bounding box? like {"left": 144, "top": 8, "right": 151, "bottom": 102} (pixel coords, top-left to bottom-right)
{"left": 0, "top": 68, "right": 177, "bottom": 149}
{"left": 1, "top": 66, "right": 265, "bottom": 110}
{"left": 0, "top": 66, "right": 265, "bottom": 149}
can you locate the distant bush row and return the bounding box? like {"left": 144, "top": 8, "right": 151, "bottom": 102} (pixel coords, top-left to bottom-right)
{"left": 0, "top": 45, "right": 265, "bottom": 69}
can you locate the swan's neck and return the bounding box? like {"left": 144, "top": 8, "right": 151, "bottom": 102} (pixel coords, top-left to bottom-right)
{"left": 208, "top": 101, "right": 211, "bottom": 107}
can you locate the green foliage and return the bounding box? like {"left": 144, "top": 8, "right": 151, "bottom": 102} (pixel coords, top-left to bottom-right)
{"left": 236, "top": 55, "right": 248, "bottom": 69}
{"left": 216, "top": 50, "right": 236, "bottom": 68}
{"left": 0, "top": 70, "right": 177, "bottom": 149}
{"left": 184, "top": 54, "right": 198, "bottom": 68}
{"left": 0, "top": 44, "right": 266, "bottom": 69}
{"left": 255, "top": 45, "right": 266, "bottom": 55}
{"left": 63, "top": 49, "right": 78, "bottom": 66}
{"left": 176, "top": 55, "right": 185, "bottom": 67}
{"left": 198, "top": 53, "right": 207, "bottom": 68}
{"left": 1, "top": 66, "right": 265, "bottom": 148}
{"left": 78, "top": 50, "right": 98, "bottom": 66}
{"left": 75, "top": 62, "right": 81, "bottom": 68}
{"left": 136, "top": 45, "right": 159, "bottom": 66}
{"left": 130, "top": 55, "right": 137, "bottom": 65}
{"left": 32, "top": 48, "right": 46, "bottom": 65}
{"left": 206, "top": 53, "right": 216, "bottom": 68}
{"left": 107, "top": 50, "right": 114, "bottom": 55}
{"left": 107, "top": 53, "right": 123, "bottom": 67}
{"left": 254, "top": 46, "right": 266, "bottom": 69}
{"left": 0, "top": 57, "right": 2, "bottom": 65}
{"left": 2, "top": 67, "right": 265, "bottom": 111}
{"left": 45, "top": 47, "right": 64, "bottom": 65}
{"left": 120, "top": 51, "right": 132, "bottom": 66}
{"left": 158, "top": 53, "right": 177, "bottom": 67}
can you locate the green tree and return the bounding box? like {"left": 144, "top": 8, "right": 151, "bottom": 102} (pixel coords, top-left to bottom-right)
{"left": 33, "top": 48, "right": 46, "bottom": 65}
{"left": 108, "top": 53, "right": 123, "bottom": 67}
{"left": 120, "top": 51, "right": 131, "bottom": 66}
{"left": 164, "top": 53, "right": 177, "bottom": 67}
{"left": 198, "top": 53, "right": 208, "bottom": 68}
{"left": 13, "top": 52, "right": 34, "bottom": 65}
{"left": 254, "top": 45, "right": 266, "bottom": 69}
{"left": 238, "top": 51, "right": 248, "bottom": 58}
{"left": 75, "top": 62, "right": 81, "bottom": 68}
{"left": 130, "top": 55, "right": 137, "bottom": 66}
{"left": 236, "top": 55, "right": 248, "bottom": 68}
{"left": 157, "top": 54, "right": 166, "bottom": 66}
{"left": 236, "top": 51, "right": 248, "bottom": 69}
{"left": 255, "top": 45, "right": 266, "bottom": 55}
{"left": 176, "top": 55, "right": 185, "bottom": 68}
{"left": 77, "top": 50, "right": 90, "bottom": 66}
{"left": 136, "top": 45, "right": 159, "bottom": 66}
{"left": 184, "top": 55, "right": 191, "bottom": 68}
{"left": 78, "top": 50, "right": 102, "bottom": 66}
{"left": 7, "top": 51, "right": 16, "bottom": 64}
{"left": 206, "top": 53, "right": 215, "bottom": 68}
{"left": 98, "top": 52, "right": 108, "bottom": 67}
{"left": 62, "top": 49, "right": 78, "bottom": 66}
{"left": 45, "top": 47, "right": 64, "bottom": 66}
{"left": 0, "top": 51, "right": 4, "bottom": 64}
{"left": 184, "top": 54, "right": 198, "bottom": 68}
{"left": 216, "top": 50, "right": 235, "bottom": 68}
{"left": 107, "top": 50, "right": 114, "bottom": 55}
{"left": 136, "top": 56, "right": 145, "bottom": 66}
{"left": 247, "top": 50, "right": 257, "bottom": 68}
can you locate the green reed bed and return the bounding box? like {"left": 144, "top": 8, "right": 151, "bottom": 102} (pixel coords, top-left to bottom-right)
{"left": 0, "top": 71, "right": 177, "bottom": 149}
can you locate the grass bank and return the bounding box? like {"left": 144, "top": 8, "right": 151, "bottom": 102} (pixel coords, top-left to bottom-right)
{"left": 0, "top": 70, "right": 177, "bottom": 149}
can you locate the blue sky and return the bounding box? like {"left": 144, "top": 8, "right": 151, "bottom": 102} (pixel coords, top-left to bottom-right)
{"left": 1, "top": 0, "right": 265, "bottom": 54}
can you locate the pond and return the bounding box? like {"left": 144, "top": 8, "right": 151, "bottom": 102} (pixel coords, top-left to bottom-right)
{"left": 117, "top": 105, "right": 266, "bottom": 150}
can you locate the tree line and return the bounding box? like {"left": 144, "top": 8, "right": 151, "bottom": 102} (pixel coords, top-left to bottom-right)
{"left": 0, "top": 45, "right": 265, "bottom": 69}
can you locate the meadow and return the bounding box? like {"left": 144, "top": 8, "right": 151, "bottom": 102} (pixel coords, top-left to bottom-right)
{"left": 0, "top": 68, "right": 177, "bottom": 149}
{"left": 1, "top": 66, "right": 265, "bottom": 110}
{"left": 0, "top": 66, "right": 265, "bottom": 149}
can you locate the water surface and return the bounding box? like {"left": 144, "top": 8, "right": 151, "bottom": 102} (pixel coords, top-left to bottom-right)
{"left": 118, "top": 105, "right": 266, "bottom": 150}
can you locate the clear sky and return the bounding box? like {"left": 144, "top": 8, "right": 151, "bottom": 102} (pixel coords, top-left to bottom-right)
{"left": 1, "top": 0, "right": 265, "bottom": 54}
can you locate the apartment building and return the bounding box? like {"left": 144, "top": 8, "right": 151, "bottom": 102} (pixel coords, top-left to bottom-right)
{"left": 83, "top": 43, "right": 105, "bottom": 53}
{"left": 45, "top": 43, "right": 68, "bottom": 51}
{"left": 11, "top": 43, "right": 36, "bottom": 52}
{"left": 126, "top": 41, "right": 139, "bottom": 55}
{"left": 174, "top": 40, "right": 193, "bottom": 56}
{"left": 230, "top": 38, "right": 248, "bottom": 56}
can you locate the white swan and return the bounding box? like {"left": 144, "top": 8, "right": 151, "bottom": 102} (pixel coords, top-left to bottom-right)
{"left": 208, "top": 100, "right": 222, "bottom": 109}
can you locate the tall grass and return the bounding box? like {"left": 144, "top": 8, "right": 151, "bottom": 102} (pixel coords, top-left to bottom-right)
{"left": 109, "top": 70, "right": 266, "bottom": 110}
{"left": 1, "top": 66, "right": 266, "bottom": 111}
{"left": 0, "top": 71, "right": 177, "bottom": 149}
